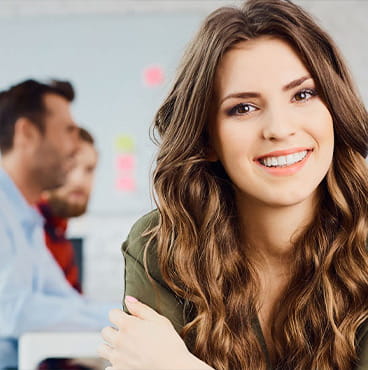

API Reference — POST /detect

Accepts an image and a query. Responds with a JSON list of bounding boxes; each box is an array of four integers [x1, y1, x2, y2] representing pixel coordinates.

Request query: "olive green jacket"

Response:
[[121, 210, 368, 369]]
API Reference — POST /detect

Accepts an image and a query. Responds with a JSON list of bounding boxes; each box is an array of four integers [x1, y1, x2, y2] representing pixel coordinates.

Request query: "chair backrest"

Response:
[[68, 237, 84, 289]]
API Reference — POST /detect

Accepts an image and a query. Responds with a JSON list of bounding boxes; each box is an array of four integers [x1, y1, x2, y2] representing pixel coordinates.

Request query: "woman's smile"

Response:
[[254, 147, 313, 176]]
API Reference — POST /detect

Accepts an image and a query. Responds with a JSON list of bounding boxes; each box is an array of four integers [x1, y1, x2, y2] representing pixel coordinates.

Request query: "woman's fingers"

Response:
[[97, 342, 113, 361], [101, 326, 118, 345], [124, 296, 165, 322], [99, 299, 200, 370], [108, 308, 133, 328], [108, 298, 165, 331]]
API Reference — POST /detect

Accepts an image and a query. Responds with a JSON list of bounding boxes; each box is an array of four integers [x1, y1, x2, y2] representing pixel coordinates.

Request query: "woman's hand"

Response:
[[98, 296, 213, 370]]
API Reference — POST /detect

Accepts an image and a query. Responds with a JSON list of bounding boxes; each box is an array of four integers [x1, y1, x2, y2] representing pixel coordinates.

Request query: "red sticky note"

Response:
[[116, 177, 136, 192], [116, 154, 135, 171], [143, 65, 164, 87]]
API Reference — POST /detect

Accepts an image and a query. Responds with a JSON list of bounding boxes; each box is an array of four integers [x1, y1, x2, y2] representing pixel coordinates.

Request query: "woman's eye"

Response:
[[228, 103, 257, 116], [293, 88, 317, 102]]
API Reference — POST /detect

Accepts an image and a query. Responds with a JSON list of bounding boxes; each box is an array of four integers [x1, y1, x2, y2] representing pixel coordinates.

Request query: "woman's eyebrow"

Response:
[[219, 75, 312, 106], [220, 91, 260, 105], [282, 75, 312, 91]]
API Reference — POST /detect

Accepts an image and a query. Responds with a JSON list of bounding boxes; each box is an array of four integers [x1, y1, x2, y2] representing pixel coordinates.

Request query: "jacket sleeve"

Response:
[[355, 320, 368, 369], [121, 210, 185, 333]]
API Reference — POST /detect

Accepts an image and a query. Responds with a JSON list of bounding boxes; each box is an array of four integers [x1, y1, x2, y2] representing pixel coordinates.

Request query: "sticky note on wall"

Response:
[[142, 65, 165, 87], [114, 135, 136, 193], [116, 154, 135, 171], [115, 135, 135, 152], [116, 176, 136, 192]]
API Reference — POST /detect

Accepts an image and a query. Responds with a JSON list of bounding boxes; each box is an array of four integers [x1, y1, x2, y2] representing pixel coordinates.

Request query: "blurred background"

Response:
[[1, 0, 366, 303]]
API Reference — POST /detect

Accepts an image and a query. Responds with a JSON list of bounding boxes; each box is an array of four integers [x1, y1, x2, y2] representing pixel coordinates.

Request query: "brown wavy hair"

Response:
[[148, 0, 368, 368]]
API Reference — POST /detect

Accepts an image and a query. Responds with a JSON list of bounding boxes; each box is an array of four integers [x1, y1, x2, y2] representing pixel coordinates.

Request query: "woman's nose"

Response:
[[261, 107, 297, 141]]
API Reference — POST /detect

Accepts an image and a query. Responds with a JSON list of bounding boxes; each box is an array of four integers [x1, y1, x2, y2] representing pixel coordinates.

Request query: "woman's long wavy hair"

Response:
[[148, 0, 368, 368]]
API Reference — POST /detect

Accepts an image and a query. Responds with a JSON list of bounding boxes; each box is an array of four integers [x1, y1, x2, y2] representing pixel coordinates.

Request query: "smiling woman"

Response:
[[99, 0, 368, 369], [211, 37, 334, 208]]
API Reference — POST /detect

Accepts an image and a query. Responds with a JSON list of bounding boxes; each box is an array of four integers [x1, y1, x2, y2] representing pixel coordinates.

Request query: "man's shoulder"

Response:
[[0, 181, 17, 231], [0, 180, 23, 260]]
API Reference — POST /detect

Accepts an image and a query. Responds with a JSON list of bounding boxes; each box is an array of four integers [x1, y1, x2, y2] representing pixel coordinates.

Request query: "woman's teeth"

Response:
[[259, 150, 308, 167]]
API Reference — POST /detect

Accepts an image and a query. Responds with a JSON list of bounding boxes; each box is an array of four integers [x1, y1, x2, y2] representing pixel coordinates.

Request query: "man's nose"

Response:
[[261, 107, 297, 141], [70, 129, 80, 155], [68, 168, 85, 186]]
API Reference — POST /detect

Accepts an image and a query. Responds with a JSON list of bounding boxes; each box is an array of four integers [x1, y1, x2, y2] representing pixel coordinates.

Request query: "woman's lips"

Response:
[[255, 147, 312, 161], [255, 148, 313, 176]]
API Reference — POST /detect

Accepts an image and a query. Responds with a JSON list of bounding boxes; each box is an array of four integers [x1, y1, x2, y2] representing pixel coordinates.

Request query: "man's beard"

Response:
[[47, 194, 88, 218], [31, 143, 70, 191]]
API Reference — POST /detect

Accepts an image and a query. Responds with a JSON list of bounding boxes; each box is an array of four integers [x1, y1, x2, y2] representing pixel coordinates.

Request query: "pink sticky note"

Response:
[[116, 154, 135, 171], [142, 65, 164, 87], [116, 177, 136, 192]]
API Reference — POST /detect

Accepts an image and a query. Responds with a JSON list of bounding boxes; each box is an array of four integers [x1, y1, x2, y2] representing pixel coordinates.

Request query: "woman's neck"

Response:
[[237, 193, 318, 272], [237, 193, 319, 362]]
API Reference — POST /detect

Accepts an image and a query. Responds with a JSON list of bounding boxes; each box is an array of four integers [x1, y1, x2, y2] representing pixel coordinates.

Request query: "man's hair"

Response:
[[0, 79, 75, 154], [78, 127, 95, 146]]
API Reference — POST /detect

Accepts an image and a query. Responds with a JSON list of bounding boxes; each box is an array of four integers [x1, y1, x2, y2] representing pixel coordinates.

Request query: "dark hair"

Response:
[[0, 79, 75, 154], [78, 127, 95, 146]]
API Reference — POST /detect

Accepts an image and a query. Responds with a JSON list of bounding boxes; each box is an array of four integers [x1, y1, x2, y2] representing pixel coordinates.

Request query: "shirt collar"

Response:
[[37, 200, 68, 232], [0, 168, 44, 227]]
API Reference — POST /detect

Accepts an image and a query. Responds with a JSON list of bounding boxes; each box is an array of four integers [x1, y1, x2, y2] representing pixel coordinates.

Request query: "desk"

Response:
[[18, 331, 101, 370]]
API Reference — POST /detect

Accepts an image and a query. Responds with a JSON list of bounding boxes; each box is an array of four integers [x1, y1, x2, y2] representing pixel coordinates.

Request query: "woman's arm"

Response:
[[99, 296, 214, 370]]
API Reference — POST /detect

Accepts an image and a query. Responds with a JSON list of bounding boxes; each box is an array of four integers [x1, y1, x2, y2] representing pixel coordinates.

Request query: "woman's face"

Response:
[[209, 37, 334, 208]]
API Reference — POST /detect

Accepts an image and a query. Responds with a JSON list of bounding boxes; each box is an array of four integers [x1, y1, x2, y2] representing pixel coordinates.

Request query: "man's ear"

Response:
[[13, 118, 41, 149]]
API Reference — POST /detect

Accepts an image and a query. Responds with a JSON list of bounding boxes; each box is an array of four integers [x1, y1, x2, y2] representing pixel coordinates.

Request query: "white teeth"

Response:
[[259, 150, 308, 167], [286, 153, 294, 163], [278, 156, 287, 166]]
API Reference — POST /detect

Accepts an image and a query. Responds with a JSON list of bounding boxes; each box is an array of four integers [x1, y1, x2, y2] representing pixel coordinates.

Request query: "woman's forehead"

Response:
[[215, 37, 310, 95]]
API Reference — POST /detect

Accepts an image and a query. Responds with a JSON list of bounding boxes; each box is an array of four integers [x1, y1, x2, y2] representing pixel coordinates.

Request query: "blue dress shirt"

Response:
[[0, 168, 114, 368]]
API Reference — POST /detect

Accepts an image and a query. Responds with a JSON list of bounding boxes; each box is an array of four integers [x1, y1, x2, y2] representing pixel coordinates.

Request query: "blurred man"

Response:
[[0, 79, 112, 370], [38, 127, 98, 293]]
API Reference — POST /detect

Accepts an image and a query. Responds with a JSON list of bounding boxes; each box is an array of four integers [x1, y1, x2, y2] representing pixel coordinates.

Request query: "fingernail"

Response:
[[126, 295, 138, 303]]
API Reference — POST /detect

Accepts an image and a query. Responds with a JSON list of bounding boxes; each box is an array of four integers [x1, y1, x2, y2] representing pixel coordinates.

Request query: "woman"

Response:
[[99, 0, 368, 368]]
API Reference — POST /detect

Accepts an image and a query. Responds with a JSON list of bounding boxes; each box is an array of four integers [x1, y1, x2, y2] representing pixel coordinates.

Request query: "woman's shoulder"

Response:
[[124, 209, 159, 242], [356, 319, 368, 369], [121, 209, 163, 282], [121, 209, 159, 258], [121, 210, 186, 332]]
